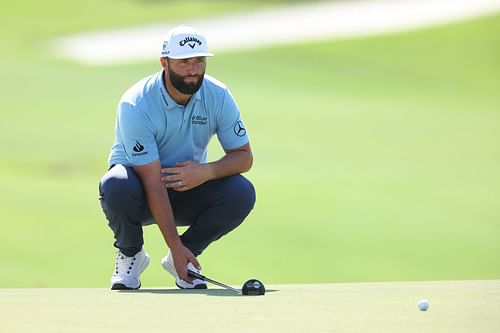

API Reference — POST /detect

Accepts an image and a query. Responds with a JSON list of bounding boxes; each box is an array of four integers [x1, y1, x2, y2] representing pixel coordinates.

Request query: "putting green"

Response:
[[1, 280, 499, 332]]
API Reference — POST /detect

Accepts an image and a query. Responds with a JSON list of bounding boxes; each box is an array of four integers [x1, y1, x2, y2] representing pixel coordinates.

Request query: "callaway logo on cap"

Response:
[[160, 25, 214, 59]]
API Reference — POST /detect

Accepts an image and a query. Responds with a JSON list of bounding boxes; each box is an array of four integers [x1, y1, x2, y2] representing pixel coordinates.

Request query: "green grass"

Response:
[[1, 281, 500, 333], [0, 1, 499, 287]]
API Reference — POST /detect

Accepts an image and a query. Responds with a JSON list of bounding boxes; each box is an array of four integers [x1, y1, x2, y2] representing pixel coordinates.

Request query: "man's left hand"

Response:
[[161, 161, 212, 191]]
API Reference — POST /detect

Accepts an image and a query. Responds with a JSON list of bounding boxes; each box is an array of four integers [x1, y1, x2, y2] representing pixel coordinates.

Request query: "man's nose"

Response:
[[185, 62, 199, 75]]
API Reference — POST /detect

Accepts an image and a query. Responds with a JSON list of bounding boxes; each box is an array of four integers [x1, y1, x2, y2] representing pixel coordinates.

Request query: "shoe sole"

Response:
[[175, 281, 208, 290], [111, 282, 141, 290]]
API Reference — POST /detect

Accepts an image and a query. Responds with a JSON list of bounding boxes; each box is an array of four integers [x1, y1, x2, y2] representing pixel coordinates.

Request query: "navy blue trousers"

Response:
[[99, 164, 256, 257]]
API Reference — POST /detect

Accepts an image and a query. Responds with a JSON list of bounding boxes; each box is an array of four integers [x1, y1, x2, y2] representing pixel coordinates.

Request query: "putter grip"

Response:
[[187, 269, 206, 280]]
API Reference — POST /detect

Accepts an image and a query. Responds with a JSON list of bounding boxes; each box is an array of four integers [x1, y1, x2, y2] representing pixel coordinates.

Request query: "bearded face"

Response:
[[167, 58, 205, 95]]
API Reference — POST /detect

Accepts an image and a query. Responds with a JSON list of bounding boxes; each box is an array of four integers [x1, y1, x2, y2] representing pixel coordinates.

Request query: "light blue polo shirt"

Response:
[[108, 70, 249, 167]]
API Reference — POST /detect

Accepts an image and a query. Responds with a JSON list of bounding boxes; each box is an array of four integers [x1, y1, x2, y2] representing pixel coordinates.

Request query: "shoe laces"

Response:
[[114, 252, 138, 276]]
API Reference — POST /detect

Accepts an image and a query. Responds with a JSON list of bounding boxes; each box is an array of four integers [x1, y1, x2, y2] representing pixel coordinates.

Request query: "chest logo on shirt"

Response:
[[192, 115, 208, 126], [234, 121, 246, 137]]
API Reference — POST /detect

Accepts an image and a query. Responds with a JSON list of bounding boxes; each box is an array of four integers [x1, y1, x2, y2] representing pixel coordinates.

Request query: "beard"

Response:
[[167, 63, 205, 95]]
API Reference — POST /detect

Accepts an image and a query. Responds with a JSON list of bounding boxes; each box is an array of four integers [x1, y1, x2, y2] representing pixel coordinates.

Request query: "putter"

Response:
[[187, 269, 266, 296], [187, 269, 241, 294]]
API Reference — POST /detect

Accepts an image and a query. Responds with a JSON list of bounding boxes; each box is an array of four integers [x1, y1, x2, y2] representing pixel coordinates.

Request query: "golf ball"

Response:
[[418, 299, 430, 311]]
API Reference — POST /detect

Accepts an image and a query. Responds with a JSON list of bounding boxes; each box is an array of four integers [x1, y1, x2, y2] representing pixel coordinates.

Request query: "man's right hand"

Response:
[[171, 244, 201, 283]]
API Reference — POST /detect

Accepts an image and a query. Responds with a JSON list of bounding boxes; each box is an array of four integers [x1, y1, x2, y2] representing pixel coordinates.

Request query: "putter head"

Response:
[[242, 279, 265, 296]]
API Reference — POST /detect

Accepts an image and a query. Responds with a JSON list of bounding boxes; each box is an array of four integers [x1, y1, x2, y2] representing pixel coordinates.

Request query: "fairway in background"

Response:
[[202, 14, 500, 285], [0, 1, 499, 287]]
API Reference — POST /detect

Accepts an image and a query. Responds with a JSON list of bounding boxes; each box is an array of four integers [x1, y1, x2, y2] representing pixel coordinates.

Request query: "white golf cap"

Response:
[[160, 25, 214, 59]]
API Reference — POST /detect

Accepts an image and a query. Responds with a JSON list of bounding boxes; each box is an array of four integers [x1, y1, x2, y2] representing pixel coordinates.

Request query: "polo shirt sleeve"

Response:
[[117, 101, 159, 166], [216, 88, 249, 150]]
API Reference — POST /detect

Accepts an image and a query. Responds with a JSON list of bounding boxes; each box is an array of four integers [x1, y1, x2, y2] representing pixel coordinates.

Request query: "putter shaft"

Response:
[[188, 269, 241, 294]]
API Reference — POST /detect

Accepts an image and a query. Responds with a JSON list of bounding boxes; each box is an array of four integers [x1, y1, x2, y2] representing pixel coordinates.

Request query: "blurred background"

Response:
[[0, 0, 499, 287]]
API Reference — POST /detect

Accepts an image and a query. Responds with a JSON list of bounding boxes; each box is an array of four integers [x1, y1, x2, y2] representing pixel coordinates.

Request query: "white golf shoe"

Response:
[[111, 248, 150, 290], [161, 251, 207, 289]]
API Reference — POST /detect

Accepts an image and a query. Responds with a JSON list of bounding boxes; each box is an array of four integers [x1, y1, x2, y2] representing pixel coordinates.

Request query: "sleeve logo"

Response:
[[233, 121, 246, 137], [133, 141, 145, 152], [131, 141, 148, 157]]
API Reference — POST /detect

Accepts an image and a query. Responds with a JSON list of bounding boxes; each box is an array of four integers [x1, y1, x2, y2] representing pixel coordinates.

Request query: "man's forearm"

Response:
[[133, 162, 183, 250], [144, 184, 183, 250], [205, 143, 253, 181]]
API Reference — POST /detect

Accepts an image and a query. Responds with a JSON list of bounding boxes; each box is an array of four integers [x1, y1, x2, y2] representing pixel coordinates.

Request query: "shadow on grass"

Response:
[[117, 288, 278, 297]]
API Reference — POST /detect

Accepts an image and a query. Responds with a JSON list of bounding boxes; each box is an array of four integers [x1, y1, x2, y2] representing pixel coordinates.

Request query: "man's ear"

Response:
[[160, 57, 168, 71]]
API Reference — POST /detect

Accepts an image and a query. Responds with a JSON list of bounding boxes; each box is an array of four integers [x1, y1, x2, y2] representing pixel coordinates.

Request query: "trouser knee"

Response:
[[225, 175, 256, 220], [99, 165, 146, 256], [179, 175, 256, 255], [99, 165, 145, 214]]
